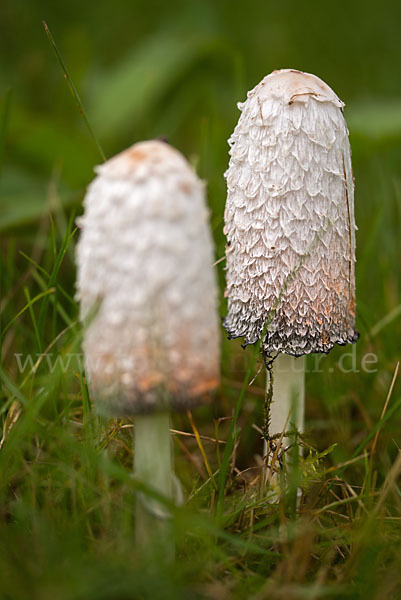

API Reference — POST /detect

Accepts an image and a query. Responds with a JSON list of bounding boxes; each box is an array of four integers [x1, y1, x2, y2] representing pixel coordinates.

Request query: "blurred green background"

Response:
[[2, 0, 400, 428], [1, 1, 401, 598], [3, 0, 401, 237]]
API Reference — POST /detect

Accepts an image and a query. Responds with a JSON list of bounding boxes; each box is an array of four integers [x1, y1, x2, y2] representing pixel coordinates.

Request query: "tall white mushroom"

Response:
[[223, 69, 358, 472], [76, 140, 220, 549]]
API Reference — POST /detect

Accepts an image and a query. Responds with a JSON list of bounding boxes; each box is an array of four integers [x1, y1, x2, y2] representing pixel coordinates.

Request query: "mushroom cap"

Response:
[[223, 69, 358, 356], [253, 69, 344, 108], [76, 140, 220, 414]]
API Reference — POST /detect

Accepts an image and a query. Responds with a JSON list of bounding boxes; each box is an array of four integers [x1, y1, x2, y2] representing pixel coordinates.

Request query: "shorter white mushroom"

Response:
[[76, 140, 220, 550], [223, 69, 358, 480]]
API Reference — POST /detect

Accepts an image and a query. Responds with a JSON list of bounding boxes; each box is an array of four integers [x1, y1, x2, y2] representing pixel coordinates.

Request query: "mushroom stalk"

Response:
[[263, 355, 305, 479], [76, 140, 220, 560], [223, 69, 358, 494], [134, 412, 174, 556]]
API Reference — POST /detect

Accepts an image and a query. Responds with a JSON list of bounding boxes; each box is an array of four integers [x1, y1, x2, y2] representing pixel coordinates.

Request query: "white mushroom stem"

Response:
[[264, 354, 305, 477], [134, 411, 174, 556]]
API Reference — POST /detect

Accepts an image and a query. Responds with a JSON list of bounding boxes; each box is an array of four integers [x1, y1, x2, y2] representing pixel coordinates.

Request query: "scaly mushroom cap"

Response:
[[223, 69, 358, 356], [76, 140, 220, 414]]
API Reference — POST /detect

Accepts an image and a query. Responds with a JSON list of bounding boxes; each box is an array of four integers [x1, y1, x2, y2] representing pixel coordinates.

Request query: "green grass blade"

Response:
[[216, 345, 260, 520], [23, 286, 42, 353], [0, 365, 28, 405], [37, 211, 77, 338], [42, 21, 106, 162], [1, 288, 56, 343]]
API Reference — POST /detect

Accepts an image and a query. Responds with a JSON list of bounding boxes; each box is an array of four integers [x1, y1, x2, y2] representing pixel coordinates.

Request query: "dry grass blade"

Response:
[[342, 478, 368, 515], [174, 434, 207, 480], [323, 453, 368, 475], [0, 401, 22, 449], [370, 361, 399, 458], [187, 410, 217, 488], [170, 428, 226, 445], [313, 493, 369, 516], [370, 303, 401, 337], [374, 450, 401, 516], [211, 255, 226, 267]]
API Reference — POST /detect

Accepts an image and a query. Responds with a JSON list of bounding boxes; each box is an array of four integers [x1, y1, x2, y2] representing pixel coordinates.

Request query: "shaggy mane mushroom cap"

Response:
[[76, 140, 220, 414], [224, 69, 358, 356]]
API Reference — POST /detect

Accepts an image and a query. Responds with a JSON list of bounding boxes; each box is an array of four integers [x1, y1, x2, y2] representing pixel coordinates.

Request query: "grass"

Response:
[[1, 1, 401, 598]]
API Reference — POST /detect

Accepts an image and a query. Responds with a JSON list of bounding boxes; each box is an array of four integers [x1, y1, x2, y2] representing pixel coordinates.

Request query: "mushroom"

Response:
[[223, 69, 358, 472], [76, 140, 220, 550]]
